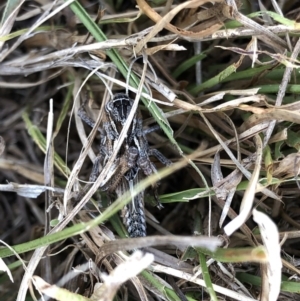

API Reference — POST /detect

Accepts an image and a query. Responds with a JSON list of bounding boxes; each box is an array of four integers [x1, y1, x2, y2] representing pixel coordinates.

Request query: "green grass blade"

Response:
[[22, 111, 70, 177], [172, 53, 207, 79], [237, 272, 300, 293], [189, 64, 238, 95], [198, 251, 218, 301]]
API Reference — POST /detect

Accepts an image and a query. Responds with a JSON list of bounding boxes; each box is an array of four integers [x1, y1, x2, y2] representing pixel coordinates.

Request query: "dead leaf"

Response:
[[273, 153, 300, 178], [135, 0, 223, 53]]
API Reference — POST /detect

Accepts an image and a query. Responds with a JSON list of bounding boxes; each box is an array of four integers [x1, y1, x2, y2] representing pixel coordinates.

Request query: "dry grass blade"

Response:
[[0, 183, 59, 198], [94, 251, 153, 300], [152, 263, 259, 301], [224, 135, 263, 236], [0, 1, 25, 50], [223, 6, 286, 52], [33, 251, 153, 301], [0, 0, 76, 62], [253, 209, 282, 301], [0, 136, 5, 156], [0, 257, 13, 283], [32, 276, 91, 301], [264, 37, 300, 146], [97, 235, 222, 260]]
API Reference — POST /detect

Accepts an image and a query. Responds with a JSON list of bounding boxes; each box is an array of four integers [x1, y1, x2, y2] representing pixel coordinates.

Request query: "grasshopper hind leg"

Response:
[[123, 194, 146, 237], [122, 168, 146, 237]]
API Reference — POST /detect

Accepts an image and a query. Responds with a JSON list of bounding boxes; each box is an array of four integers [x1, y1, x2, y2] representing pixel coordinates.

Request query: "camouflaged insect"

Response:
[[78, 93, 171, 237]]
